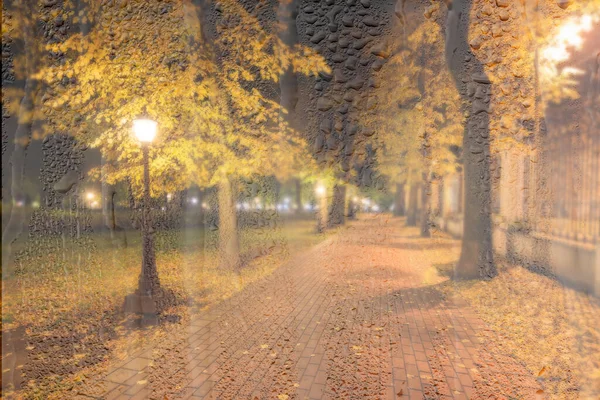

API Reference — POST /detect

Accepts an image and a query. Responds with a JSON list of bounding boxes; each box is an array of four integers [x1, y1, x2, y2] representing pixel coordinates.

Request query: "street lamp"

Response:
[[124, 118, 160, 319], [315, 184, 326, 197]]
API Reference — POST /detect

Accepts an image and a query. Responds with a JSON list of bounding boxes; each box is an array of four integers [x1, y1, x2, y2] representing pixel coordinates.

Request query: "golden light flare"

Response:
[[541, 14, 597, 71]]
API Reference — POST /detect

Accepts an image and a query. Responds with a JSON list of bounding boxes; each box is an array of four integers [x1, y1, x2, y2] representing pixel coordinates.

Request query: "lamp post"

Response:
[[124, 118, 160, 318]]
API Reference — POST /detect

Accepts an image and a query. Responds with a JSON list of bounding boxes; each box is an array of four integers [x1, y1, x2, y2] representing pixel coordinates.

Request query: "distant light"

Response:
[[353, 196, 358, 202], [243, 202, 250, 210], [133, 119, 157, 143], [201, 202, 209, 209], [303, 204, 312, 211], [161, 206, 166, 211], [32, 201, 40, 208], [166, 193, 173, 201], [372, 205, 380, 212], [284, 197, 290, 204], [91, 201, 99, 208], [236, 202, 242, 210], [86, 192, 95, 200], [190, 197, 198, 205]]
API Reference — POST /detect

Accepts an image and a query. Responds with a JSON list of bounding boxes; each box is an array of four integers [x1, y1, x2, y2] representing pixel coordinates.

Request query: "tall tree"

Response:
[[444, 0, 495, 278], [369, 4, 461, 234], [1, 0, 57, 276], [439, 0, 597, 277], [37, 0, 328, 271]]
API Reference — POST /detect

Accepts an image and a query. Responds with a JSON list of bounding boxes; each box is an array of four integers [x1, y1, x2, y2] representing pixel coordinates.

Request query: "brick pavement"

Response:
[[99, 216, 542, 399]]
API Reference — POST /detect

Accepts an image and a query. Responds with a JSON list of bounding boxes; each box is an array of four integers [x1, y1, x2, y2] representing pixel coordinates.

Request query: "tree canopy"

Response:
[[34, 0, 328, 197]]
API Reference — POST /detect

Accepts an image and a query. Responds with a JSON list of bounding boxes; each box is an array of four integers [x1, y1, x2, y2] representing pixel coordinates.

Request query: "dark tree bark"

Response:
[[1, 81, 36, 277], [393, 183, 406, 216], [329, 184, 346, 226], [218, 176, 240, 269], [444, 0, 495, 279], [406, 182, 419, 226], [101, 157, 117, 233], [347, 197, 357, 220], [294, 178, 302, 214], [1, 7, 39, 278]]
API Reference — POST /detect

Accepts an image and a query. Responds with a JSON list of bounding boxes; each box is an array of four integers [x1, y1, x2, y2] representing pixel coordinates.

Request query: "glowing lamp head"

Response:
[[86, 192, 95, 200], [133, 119, 157, 143], [315, 184, 326, 197]]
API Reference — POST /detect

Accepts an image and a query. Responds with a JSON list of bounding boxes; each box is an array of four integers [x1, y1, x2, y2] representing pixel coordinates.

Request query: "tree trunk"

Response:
[[406, 182, 419, 226], [329, 184, 346, 226], [420, 173, 431, 237], [347, 196, 356, 220], [445, 0, 495, 279], [1, 79, 37, 277], [393, 183, 406, 216], [294, 178, 302, 214], [101, 159, 117, 235], [218, 176, 240, 269]]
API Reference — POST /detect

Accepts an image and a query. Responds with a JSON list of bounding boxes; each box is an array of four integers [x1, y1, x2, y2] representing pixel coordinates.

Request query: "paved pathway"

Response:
[[100, 216, 541, 399]]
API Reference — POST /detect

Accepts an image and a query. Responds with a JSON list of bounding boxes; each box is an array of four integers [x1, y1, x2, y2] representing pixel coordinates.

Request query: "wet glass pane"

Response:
[[2, 0, 599, 399]]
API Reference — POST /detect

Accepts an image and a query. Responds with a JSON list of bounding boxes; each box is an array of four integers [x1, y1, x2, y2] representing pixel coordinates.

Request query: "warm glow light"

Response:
[[315, 184, 326, 197], [87, 192, 95, 200], [541, 14, 598, 66], [133, 119, 157, 143]]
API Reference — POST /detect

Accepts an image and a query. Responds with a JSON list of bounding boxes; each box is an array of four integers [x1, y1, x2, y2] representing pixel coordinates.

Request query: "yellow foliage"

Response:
[[367, 4, 462, 185], [35, 0, 328, 197]]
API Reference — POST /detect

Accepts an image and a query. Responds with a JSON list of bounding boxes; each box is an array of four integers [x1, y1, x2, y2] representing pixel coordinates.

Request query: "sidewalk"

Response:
[[97, 215, 541, 400]]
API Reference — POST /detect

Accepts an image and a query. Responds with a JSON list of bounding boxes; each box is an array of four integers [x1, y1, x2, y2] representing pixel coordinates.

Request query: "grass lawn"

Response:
[[1, 216, 330, 399]]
